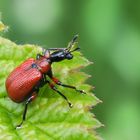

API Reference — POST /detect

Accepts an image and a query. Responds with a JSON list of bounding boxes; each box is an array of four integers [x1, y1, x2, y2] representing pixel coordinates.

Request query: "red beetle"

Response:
[[5, 35, 85, 128]]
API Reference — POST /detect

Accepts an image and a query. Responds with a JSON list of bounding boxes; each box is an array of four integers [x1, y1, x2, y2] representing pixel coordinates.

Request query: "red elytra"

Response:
[[6, 58, 50, 103]]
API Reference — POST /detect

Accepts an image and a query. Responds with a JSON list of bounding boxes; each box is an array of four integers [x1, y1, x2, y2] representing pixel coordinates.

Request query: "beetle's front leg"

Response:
[[40, 74, 72, 108], [48, 82, 72, 108], [47, 70, 86, 94], [52, 77, 86, 94], [16, 92, 37, 129]]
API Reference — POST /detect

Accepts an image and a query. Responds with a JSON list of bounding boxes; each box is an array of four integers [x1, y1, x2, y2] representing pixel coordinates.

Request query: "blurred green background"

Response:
[[0, 0, 140, 140]]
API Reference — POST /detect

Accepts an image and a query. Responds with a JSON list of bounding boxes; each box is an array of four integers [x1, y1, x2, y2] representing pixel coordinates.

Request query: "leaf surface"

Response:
[[0, 36, 101, 140]]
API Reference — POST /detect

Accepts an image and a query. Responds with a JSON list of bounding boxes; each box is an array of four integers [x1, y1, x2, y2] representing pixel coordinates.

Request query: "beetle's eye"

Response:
[[66, 53, 73, 60]]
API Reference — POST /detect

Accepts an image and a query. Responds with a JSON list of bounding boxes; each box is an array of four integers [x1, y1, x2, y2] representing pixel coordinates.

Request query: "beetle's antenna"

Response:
[[70, 47, 80, 53], [44, 35, 79, 53], [66, 34, 79, 52], [72, 34, 79, 43], [47, 48, 65, 51]]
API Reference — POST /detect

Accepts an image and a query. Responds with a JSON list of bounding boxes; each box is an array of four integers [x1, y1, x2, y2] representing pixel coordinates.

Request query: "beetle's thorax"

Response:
[[36, 57, 51, 74]]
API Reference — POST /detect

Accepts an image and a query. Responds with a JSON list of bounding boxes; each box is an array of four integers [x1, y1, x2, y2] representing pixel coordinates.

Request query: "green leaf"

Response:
[[0, 35, 101, 140]]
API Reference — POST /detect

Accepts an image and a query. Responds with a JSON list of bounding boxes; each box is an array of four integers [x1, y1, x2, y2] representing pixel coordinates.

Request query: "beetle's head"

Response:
[[50, 35, 79, 63]]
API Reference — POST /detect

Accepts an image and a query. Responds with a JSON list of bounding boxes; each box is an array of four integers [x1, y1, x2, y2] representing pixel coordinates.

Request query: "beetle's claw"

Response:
[[16, 122, 23, 129], [16, 125, 22, 129], [81, 90, 86, 94], [77, 89, 86, 94], [68, 102, 73, 108]]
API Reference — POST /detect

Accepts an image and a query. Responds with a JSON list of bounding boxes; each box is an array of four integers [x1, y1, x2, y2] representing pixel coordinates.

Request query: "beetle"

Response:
[[5, 35, 86, 129]]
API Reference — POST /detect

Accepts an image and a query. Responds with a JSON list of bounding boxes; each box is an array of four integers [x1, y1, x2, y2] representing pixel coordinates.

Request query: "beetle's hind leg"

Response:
[[16, 92, 37, 129], [48, 82, 73, 108]]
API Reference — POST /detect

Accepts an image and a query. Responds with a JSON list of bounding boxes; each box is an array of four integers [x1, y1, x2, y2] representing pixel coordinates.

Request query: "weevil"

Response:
[[5, 35, 85, 128]]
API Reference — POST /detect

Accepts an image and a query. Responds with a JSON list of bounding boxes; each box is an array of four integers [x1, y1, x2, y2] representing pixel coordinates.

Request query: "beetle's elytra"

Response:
[[5, 35, 86, 129]]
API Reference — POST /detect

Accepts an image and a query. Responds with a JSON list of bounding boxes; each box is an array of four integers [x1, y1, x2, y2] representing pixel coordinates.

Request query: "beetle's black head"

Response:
[[50, 35, 79, 63]]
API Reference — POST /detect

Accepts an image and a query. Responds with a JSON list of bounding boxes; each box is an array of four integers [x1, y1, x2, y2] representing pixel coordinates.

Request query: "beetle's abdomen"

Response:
[[6, 58, 42, 103]]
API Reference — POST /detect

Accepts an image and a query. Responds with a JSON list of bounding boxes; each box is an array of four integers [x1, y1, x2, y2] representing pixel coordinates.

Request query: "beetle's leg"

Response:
[[47, 70, 86, 94], [53, 77, 86, 94], [45, 35, 78, 51], [16, 92, 37, 129], [48, 82, 72, 108], [43, 73, 72, 107], [37, 74, 63, 107]]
